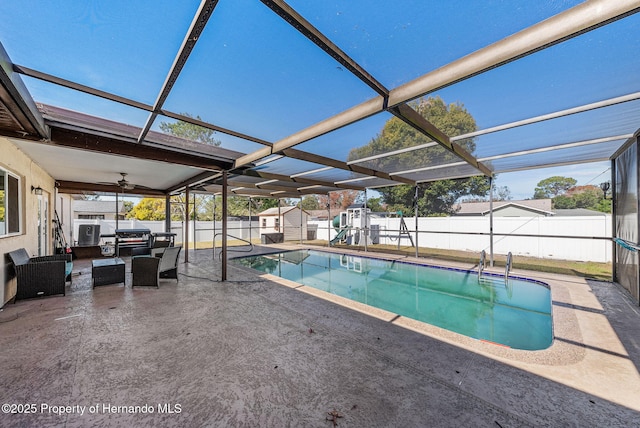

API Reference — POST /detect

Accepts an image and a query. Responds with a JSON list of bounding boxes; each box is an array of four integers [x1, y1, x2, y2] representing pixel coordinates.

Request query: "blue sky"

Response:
[[0, 1, 635, 200]]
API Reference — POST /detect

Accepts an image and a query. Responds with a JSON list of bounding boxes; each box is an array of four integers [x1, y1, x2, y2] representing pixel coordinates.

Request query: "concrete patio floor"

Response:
[[0, 244, 639, 427]]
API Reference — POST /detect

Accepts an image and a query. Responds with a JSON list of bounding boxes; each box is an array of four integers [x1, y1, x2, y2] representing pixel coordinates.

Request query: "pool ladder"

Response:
[[478, 250, 513, 284], [477, 250, 486, 282], [505, 252, 513, 282]]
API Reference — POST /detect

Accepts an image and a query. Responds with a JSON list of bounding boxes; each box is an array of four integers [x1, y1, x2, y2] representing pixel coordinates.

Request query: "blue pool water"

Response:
[[233, 250, 553, 350]]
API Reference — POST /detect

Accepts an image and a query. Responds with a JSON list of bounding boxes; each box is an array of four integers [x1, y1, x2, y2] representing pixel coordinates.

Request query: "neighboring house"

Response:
[[454, 199, 607, 217], [258, 206, 309, 242], [73, 199, 126, 220], [454, 199, 554, 217]]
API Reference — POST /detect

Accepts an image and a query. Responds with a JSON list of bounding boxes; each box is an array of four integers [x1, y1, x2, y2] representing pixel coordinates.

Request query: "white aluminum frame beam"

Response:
[[347, 91, 640, 166], [235, 0, 640, 170]]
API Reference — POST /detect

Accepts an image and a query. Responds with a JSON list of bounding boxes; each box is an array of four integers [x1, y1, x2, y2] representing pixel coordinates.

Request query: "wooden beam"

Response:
[[56, 180, 166, 196], [50, 126, 233, 170]]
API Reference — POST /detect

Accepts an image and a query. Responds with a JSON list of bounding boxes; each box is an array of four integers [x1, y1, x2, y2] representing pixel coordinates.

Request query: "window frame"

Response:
[[0, 167, 22, 237]]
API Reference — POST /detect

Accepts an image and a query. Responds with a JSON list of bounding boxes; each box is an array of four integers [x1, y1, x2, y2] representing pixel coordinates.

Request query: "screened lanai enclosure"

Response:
[[1, 1, 640, 302]]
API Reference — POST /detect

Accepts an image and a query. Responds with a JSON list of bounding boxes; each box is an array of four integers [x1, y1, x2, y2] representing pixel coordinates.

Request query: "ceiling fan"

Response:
[[116, 172, 136, 190], [97, 172, 154, 194], [117, 172, 136, 190]]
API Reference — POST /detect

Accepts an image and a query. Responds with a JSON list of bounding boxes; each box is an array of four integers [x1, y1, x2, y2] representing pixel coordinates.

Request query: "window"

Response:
[[78, 214, 105, 219], [262, 218, 266, 227], [0, 167, 21, 236], [274, 218, 280, 231]]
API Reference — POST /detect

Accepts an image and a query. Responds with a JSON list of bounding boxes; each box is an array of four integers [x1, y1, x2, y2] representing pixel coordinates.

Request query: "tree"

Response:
[[298, 195, 320, 211], [317, 190, 359, 211], [494, 185, 512, 201], [128, 197, 166, 220], [199, 195, 281, 220], [159, 113, 221, 146], [364, 196, 385, 212], [552, 195, 576, 209], [533, 176, 577, 199], [347, 96, 489, 215], [122, 200, 134, 218], [551, 185, 611, 213]]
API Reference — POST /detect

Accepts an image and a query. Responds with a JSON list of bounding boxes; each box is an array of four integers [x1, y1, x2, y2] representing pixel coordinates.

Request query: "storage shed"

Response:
[[258, 206, 309, 243]]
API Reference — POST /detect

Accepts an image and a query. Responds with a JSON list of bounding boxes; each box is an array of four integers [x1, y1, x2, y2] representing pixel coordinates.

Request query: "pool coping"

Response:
[[230, 244, 640, 411]]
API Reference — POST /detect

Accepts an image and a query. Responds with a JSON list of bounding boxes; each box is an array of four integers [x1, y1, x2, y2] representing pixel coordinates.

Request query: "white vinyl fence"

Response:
[[75, 215, 612, 262], [310, 215, 612, 263], [73, 219, 259, 247]]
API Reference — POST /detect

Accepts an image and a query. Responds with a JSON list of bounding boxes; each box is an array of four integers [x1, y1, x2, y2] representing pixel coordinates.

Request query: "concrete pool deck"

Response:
[[0, 244, 638, 427]]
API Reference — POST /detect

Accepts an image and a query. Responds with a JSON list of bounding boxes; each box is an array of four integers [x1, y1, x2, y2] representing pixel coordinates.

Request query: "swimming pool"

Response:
[[233, 250, 553, 350]]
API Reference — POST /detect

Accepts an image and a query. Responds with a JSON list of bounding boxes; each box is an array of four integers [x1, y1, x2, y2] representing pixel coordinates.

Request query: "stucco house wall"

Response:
[[1, 136, 57, 306]]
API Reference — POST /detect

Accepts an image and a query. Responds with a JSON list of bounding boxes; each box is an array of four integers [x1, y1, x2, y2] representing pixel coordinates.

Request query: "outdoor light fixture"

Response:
[[600, 181, 611, 199], [31, 185, 43, 195]]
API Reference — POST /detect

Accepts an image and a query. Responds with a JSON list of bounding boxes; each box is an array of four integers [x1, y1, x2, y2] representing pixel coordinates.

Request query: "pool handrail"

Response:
[[505, 251, 513, 282], [478, 250, 486, 281], [213, 232, 254, 259]]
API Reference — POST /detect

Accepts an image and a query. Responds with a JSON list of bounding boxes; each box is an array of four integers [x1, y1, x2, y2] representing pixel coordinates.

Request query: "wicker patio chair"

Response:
[[7, 248, 72, 300], [131, 246, 182, 288]]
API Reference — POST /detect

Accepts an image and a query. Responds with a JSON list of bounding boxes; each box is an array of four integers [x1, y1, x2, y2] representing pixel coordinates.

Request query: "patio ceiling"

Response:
[[0, 0, 639, 198]]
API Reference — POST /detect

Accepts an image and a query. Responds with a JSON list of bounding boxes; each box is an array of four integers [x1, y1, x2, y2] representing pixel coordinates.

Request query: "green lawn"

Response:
[[305, 241, 612, 281]]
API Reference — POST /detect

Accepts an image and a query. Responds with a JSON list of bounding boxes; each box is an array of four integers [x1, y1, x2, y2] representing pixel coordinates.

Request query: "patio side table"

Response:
[[92, 258, 126, 287]]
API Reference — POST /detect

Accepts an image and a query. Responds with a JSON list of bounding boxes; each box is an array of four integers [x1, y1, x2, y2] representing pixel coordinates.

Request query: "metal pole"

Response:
[[222, 171, 228, 281], [414, 185, 419, 258], [185, 187, 190, 263], [611, 159, 617, 283], [213, 195, 216, 255], [489, 176, 494, 267], [364, 189, 368, 252], [248, 197, 252, 244], [327, 192, 331, 247], [300, 197, 303, 244], [115, 192, 119, 231], [192, 193, 197, 252], [165, 194, 171, 233], [278, 199, 282, 239]]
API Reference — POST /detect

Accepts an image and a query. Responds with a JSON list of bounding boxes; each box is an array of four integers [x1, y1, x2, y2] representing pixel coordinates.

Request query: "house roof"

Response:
[[74, 200, 125, 214], [455, 199, 553, 216]]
